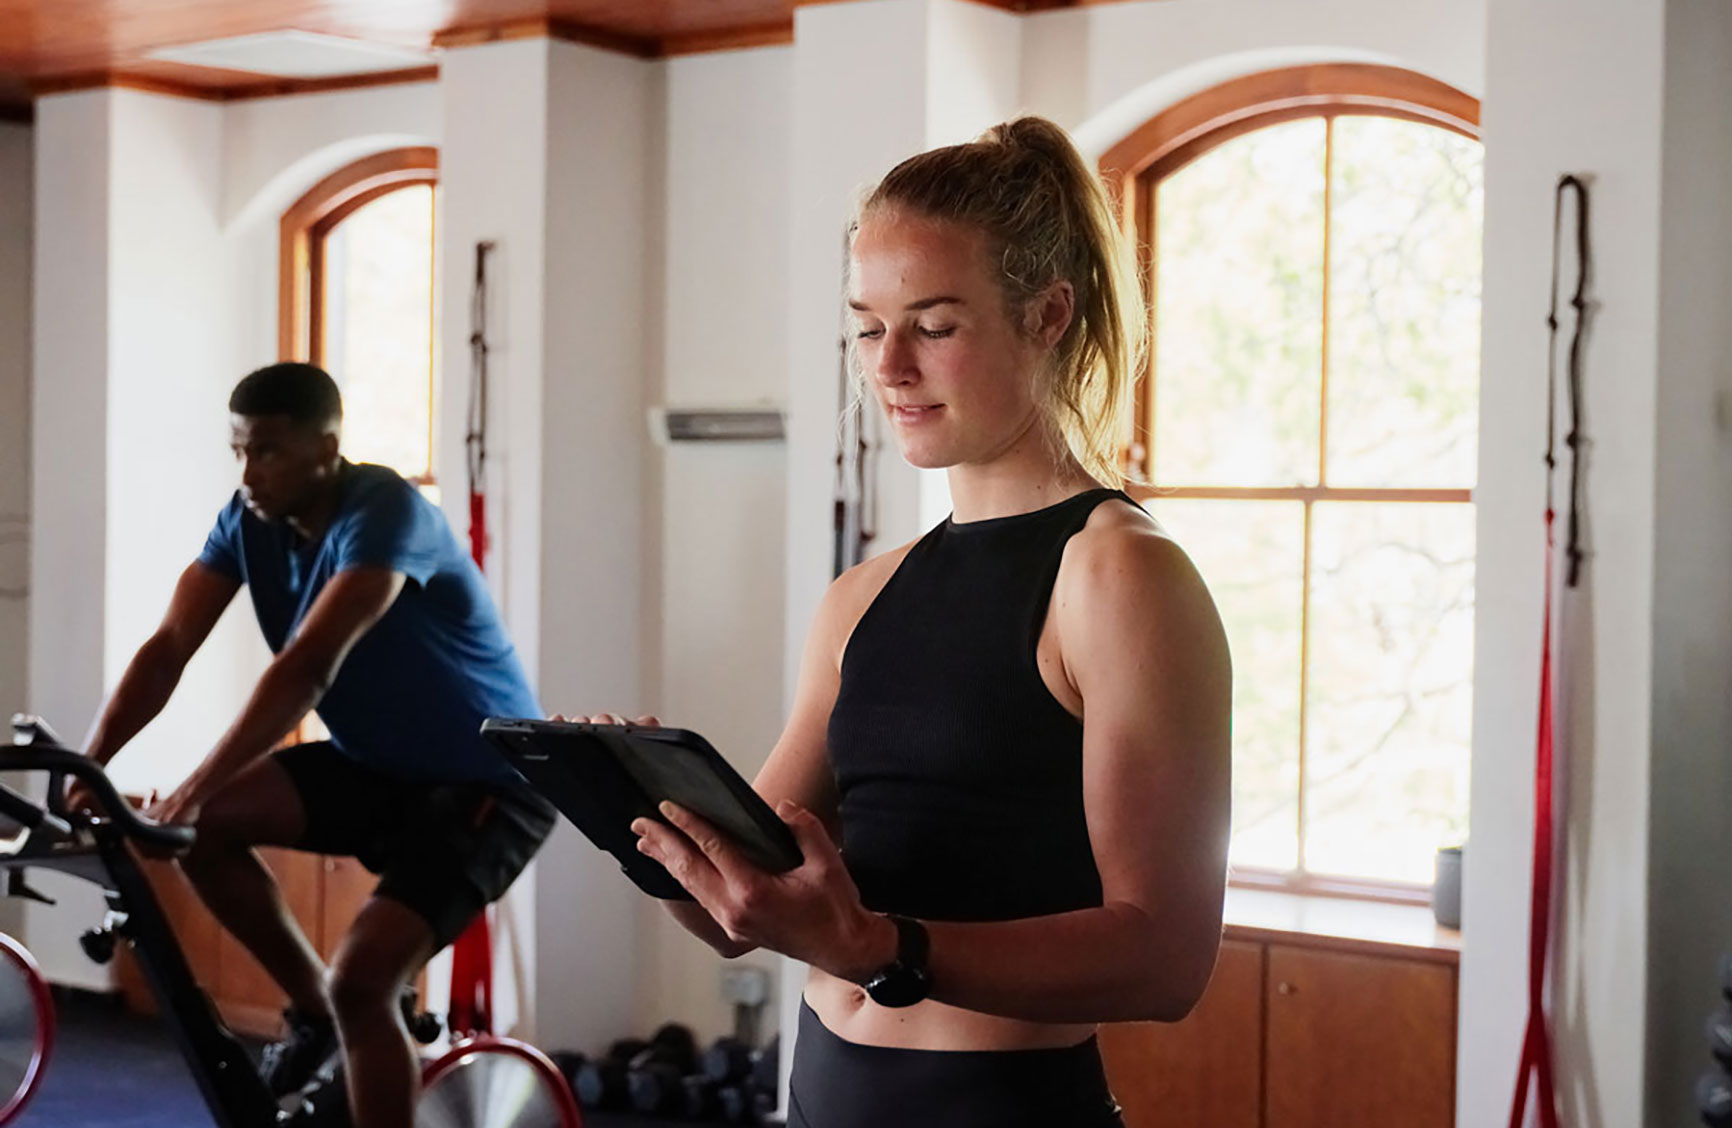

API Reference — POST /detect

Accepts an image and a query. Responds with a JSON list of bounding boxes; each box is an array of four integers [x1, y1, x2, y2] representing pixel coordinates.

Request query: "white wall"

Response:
[[1023, 0, 1485, 148], [1647, 1, 1732, 1121], [223, 82, 441, 228], [645, 44, 793, 1042], [0, 122, 32, 942], [1468, 1, 1666, 1125]]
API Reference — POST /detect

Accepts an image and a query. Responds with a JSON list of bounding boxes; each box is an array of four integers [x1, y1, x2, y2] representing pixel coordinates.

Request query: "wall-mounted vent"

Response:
[[649, 407, 786, 444], [144, 31, 433, 78]]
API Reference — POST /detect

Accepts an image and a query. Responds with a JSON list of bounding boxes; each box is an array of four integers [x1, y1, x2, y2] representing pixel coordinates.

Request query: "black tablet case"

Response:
[[481, 719, 801, 901]]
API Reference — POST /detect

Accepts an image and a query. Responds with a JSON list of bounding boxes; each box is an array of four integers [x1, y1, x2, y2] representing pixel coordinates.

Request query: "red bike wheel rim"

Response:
[[422, 1034, 582, 1128], [0, 932, 53, 1127]]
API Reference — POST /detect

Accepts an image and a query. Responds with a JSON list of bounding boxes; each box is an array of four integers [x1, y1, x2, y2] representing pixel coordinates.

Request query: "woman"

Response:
[[595, 116, 1231, 1127]]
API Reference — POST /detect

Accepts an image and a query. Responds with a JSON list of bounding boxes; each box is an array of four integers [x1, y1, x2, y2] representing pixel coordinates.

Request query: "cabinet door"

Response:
[[1265, 946, 1455, 1128], [116, 855, 224, 1015], [1099, 939, 1263, 1128], [214, 847, 324, 1035]]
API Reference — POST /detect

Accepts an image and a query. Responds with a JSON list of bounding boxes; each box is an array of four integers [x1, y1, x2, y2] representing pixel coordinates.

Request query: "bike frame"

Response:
[[0, 726, 280, 1128]]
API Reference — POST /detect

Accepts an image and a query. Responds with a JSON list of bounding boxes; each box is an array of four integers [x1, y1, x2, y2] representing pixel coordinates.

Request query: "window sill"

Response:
[[1222, 886, 1462, 965]]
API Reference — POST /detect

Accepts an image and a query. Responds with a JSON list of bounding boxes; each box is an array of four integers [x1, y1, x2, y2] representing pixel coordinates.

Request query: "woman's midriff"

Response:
[[804, 967, 1096, 1051]]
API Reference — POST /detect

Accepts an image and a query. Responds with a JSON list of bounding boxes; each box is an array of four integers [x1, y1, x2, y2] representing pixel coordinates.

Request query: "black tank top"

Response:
[[826, 488, 1134, 923]]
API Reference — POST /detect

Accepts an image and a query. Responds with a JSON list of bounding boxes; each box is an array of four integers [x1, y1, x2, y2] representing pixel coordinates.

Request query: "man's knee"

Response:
[[328, 901, 434, 1028], [328, 958, 400, 1026]]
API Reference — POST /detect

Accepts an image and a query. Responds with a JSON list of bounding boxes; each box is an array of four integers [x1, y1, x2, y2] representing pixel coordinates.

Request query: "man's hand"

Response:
[[146, 784, 201, 829], [63, 776, 105, 817]]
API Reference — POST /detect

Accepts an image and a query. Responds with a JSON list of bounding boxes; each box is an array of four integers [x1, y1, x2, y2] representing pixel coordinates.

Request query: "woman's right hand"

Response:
[[549, 712, 662, 728]]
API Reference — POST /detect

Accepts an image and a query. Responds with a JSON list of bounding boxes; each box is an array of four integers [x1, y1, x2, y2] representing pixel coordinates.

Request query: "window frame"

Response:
[[1101, 65, 1482, 906], [278, 146, 440, 485]]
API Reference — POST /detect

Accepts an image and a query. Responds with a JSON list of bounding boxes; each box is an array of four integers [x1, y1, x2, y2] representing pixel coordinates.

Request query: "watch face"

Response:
[[865, 964, 932, 1009]]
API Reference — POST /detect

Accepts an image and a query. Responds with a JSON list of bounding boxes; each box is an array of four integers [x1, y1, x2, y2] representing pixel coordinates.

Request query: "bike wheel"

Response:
[[0, 933, 52, 1126], [418, 1036, 581, 1128]]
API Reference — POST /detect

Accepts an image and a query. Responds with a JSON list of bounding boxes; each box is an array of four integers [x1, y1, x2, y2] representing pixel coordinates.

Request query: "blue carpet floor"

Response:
[[15, 989, 217, 1127], [8, 991, 761, 1127]]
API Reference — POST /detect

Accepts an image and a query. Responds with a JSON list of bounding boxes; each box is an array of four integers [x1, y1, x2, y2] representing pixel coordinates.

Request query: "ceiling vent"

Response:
[[143, 30, 433, 78]]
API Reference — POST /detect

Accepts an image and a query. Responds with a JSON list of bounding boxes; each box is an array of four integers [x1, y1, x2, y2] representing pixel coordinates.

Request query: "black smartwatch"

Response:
[[862, 914, 932, 1008]]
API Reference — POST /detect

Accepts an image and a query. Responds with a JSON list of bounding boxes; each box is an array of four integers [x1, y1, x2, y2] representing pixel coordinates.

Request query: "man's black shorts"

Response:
[[275, 742, 556, 950]]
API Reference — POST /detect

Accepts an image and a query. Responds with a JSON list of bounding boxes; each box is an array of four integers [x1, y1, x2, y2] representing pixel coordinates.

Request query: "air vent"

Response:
[[649, 407, 786, 444], [144, 31, 433, 79]]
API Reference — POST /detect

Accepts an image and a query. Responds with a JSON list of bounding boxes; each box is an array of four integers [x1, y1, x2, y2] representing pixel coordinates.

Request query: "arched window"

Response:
[[280, 147, 440, 486], [1103, 66, 1483, 901]]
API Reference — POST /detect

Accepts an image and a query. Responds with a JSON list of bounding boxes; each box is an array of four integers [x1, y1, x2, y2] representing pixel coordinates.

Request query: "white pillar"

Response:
[[777, 0, 1023, 1105], [438, 37, 655, 1054], [26, 88, 233, 987], [1466, 0, 1674, 1123]]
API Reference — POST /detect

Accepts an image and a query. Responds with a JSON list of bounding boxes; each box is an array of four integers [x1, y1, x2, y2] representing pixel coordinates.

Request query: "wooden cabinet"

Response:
[[1100, 940, 1263, 1128], [1101, 935, 1456, 1128], [118, 847, 380, 1039], [1266, 946, 1455, 1128]]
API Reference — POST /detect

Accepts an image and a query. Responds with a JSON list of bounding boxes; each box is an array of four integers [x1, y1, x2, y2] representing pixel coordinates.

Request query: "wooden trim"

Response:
[[1129, 485, 1473, 504], [30, 66, 436, 105], [1224, 922, 1460, 967], [661, 22, 796, 56], [220, 66, 439, 103], [434, 16, 658, 58], [279, 147, 439, 363], [30, 70, 225, 102], [1098, 64, 1480, 190]]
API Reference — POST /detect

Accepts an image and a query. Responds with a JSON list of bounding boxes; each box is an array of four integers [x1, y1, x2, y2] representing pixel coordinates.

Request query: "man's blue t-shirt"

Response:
[[197, 462, 539, 786]]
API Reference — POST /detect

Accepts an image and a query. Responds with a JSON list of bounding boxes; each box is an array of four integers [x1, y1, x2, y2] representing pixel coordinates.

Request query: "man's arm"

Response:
[[85, 562, 240, 767], [161, 567, 406, 818]]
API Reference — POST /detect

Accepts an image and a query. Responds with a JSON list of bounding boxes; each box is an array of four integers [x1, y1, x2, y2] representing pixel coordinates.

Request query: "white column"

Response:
[[0, 120, 33, 944], [1465, 1, 1665, 1124], [777, 0, 1023, 1104], [1645, 0, 1732, 1120], [438, 37, 655, 1054]]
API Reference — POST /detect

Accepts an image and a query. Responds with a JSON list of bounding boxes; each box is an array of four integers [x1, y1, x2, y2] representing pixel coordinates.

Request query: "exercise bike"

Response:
[[0, 714, 581, 1128]]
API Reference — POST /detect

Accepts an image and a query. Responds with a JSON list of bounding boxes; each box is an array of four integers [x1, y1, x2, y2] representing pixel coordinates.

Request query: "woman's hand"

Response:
[[632, 799, 895, 982]]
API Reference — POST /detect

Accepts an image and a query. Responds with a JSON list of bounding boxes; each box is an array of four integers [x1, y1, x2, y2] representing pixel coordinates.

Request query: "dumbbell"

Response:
[[703, 1036, 753, 1084], [681, 1072, 723, 1120], [752, 1035, 779, 1095], [575, 1037, 649, 1110], [1709, 1002, 1732, 1070], [1698, 1065, 1732, 1128], [626, 1023, 700, 1115]]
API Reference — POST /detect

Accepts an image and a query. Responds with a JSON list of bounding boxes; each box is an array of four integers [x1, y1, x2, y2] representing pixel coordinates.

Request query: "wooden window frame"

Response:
[[278, 146, 440, 485], [1100, 66, 1482, 907]]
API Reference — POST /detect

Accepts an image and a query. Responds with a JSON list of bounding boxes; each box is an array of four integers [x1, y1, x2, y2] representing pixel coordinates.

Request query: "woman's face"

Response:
[[848, 211, 1054, 471]]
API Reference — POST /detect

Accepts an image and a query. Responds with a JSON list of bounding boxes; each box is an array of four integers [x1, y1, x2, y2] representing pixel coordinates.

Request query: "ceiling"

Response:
[[0, 0, 1076, 115]]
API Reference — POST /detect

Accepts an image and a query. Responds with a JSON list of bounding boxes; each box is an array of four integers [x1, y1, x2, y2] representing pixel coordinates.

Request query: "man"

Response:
[[78, 362, 552, 1128]]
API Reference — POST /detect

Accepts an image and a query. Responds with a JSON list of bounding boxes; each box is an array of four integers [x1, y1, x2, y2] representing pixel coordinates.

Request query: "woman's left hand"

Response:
[[632, 800, 894, 981]]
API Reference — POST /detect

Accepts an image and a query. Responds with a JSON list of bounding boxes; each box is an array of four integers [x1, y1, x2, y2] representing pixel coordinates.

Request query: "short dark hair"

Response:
[[228, 362, 343, 429]]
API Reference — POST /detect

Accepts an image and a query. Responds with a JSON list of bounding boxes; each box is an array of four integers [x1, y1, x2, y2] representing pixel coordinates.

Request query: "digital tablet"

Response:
[[481, 718, 802, 901]]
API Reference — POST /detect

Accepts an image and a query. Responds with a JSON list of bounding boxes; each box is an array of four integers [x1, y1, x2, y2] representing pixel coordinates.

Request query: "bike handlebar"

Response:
[[6, 714, 197, 853]]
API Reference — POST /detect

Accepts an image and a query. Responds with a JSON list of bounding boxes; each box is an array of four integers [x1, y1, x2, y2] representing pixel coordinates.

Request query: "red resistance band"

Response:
[[448, 489, 494, 1038], [1507, 511, 1559, 1128]]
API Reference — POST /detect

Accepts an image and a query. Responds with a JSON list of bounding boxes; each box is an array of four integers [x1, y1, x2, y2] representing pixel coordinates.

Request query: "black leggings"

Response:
[[787, 1002, 1123, 1128]]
